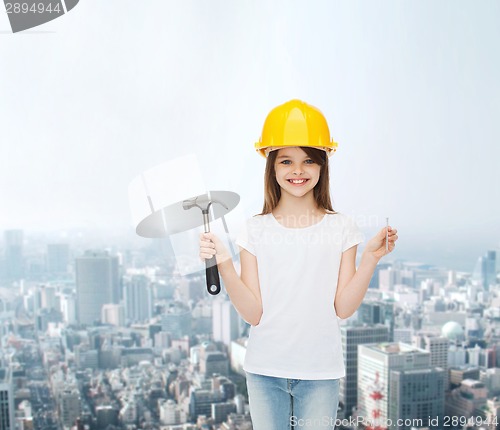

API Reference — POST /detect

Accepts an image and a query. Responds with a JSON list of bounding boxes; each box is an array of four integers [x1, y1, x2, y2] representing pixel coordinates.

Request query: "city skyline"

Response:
[[0, 2, 499, 270], [1, 238, 498, 429]]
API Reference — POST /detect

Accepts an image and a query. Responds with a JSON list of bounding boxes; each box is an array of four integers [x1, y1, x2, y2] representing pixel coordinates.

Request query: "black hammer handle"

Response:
[[206, 256, 221, 295]]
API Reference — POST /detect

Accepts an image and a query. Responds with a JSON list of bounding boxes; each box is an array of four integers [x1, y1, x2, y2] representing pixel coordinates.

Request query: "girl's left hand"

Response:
[[363, 226, 398, 261]]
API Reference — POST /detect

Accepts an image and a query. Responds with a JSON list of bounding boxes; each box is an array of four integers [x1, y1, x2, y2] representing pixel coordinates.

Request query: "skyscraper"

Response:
[[3, 229, 23, 281], [123, 275, 153, 323], [59, 389, 81, 428], [75, 251, 119, 325], [473, 250, 497, 290], [340, 324, 390, 417], [0, 368, 14, 430], [358, 342, 445, 429]]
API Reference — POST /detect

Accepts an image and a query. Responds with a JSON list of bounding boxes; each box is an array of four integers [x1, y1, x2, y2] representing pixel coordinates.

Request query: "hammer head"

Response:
[[182, 194, 228, 212], [182, 194, 212, 211]]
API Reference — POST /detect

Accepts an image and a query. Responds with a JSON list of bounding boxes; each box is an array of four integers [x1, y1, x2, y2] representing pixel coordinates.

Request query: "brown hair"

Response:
[[256, 147, 336, 215]]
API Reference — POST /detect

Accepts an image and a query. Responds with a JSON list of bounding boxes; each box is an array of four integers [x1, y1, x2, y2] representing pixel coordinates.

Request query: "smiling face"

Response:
[[273, 146, 321, 198]]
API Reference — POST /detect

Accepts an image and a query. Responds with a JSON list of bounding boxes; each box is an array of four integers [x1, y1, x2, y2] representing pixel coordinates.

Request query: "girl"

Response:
[[199, 99, 398, 430]]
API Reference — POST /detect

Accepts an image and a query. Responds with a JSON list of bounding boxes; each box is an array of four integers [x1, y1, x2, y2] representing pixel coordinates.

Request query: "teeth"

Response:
[[289, 179, 306, 184]]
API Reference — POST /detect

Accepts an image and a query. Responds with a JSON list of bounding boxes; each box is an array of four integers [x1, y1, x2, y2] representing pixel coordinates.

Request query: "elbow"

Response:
[[336, 309, 354, 320], [334, 303, 355, 320], [249, 310, 263, 326]]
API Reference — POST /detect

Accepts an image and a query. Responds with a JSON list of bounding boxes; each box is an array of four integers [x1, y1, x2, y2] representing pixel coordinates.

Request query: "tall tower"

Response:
[[75, 250, 119, 325], [123, 275, 153, 323], [485, 250, 497, 289], [0, 368, 14, 430], [3, 230, 23, 281], [340, 324, 389, 417], [473, 250, 497, 290]]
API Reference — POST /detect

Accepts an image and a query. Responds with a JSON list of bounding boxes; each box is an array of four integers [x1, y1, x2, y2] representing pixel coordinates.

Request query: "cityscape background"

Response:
[[0, 226, 499, 430], [1, 1, 500, 430]]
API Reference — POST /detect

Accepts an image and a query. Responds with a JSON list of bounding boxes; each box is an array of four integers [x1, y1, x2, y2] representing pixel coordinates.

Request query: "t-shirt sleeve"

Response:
[[342, 215, 364, 252], [235, 219, 256, 256]]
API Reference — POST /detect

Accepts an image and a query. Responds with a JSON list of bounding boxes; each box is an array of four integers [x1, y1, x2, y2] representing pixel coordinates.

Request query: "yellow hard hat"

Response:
[[255, 99, 338, 158]]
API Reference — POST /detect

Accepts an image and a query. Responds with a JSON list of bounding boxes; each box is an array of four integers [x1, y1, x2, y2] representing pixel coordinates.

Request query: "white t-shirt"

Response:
[[235, 212, 364, 380]]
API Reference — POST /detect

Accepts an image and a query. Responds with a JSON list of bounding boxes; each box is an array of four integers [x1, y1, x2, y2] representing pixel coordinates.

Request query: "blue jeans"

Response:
[[245, 371, 340, 430]]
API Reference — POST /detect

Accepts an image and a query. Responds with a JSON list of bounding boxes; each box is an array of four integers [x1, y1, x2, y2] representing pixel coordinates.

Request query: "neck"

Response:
[[273, 193, 323, 217]]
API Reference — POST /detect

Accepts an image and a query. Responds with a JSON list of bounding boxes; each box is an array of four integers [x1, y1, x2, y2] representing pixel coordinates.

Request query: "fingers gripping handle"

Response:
[[206, 256, 221, 295]]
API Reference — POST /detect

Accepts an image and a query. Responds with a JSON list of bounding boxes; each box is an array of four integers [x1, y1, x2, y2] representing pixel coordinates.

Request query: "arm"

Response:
[[334, 247, 378, 319], [200, 233, 263, 326], [334, 226, 399, 319]]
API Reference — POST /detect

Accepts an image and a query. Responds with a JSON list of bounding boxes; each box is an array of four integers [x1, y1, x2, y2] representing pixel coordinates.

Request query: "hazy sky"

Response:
[[1, 1, 499, 271]]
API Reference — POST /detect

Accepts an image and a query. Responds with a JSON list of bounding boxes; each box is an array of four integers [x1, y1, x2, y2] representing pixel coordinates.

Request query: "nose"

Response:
[[293, 166, 304, 175]]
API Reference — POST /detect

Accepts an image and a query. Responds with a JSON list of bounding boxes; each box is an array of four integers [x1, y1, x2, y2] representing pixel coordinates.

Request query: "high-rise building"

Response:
[[3, 229, 23, 281], [340, 324, 389, 417], [473, 250, 497, 290], [212, 298, 240, 347], [358, 342, 445, 429], [0, 368, 14, 430], [123, 275, 153, 323], [59, 389, 81, 428], [390, 368, 445, 428], [60, 294, 76, 325], [358, 301, 394, 341], [413, 333, 450, 388], [75, 251, 119, 325]]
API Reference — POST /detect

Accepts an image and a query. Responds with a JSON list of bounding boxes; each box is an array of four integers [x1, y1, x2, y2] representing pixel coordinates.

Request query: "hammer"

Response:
[[183, 194, 228, 295]]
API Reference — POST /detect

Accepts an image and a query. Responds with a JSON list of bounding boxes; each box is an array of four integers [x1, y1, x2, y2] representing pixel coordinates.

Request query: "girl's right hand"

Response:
[[199, 232, 230, 265]]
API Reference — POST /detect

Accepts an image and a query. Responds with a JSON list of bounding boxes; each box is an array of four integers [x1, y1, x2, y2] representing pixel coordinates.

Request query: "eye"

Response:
[[280, 160, 291, 165], [305, 159, 315, 164]]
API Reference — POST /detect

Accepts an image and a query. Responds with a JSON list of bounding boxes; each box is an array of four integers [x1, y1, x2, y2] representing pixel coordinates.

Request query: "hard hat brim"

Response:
[[255, 144, 338, 158]]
